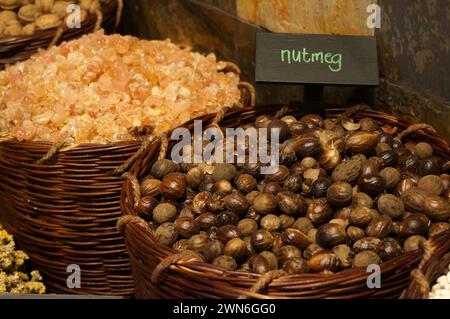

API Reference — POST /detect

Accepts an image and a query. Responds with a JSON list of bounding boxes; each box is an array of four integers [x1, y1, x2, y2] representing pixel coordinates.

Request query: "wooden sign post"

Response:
[[255, 32, 379, 114]]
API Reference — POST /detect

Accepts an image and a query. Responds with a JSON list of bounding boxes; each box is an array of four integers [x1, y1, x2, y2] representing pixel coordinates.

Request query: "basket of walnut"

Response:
[[119, 105, 450, 299], [0, 32, 254, 295], [0, 0, 122, 69]]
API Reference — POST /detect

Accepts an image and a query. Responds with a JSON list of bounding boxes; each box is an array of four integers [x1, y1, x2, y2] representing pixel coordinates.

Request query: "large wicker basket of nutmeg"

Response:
[[0, 0, 122, 68], [119, 105, 450, 299]]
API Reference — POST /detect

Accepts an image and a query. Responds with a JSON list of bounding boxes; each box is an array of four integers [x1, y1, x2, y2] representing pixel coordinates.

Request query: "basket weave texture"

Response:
[[120, 106, 450, 299], [0, 0, 120, 69]]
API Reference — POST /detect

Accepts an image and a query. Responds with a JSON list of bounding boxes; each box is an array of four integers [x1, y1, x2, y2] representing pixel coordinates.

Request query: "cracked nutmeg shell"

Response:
[[331, 154, 366, 185]]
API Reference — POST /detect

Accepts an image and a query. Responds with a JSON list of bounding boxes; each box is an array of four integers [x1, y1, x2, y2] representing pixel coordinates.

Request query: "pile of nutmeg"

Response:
[[136, 113, 450, 275]]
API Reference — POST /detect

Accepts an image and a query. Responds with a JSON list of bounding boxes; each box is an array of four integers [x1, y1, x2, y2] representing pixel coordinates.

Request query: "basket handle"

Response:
[[151, 250, 204, 285], [395, 123, 436, 141], [274, 106, 291, 119], [34, 138, 73, 164], [122, 172, 141, 209], [116, 214, 148, 234], [238, 81, 256, 107], [238, 269, 287, 299], [114, 131, 166, 175]]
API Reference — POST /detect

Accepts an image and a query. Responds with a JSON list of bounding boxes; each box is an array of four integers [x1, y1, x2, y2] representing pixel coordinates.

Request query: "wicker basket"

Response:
[[0, 0, 122, 69], [0, 75, 254, 295], [119, 105, 450, 299], [401, 230, 450, 299]]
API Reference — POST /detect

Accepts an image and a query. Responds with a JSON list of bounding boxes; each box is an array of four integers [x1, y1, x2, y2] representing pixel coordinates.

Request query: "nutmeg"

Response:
[[251, 229, 274, 252], [400, 187, 428, 213], [216, 211, 240, 226], [365, 215, 393, 239], [153, 202, 178, 224], [276, 245, 302, 263], [211, 179, 233, 194], [212, 255, 237, 271], [265, 165, 290, 183], [237, 218, 258, 236], [403, 235, 426, 252], [306, 198, 334, 224], [417, 175, 444, 196], [318, 147, 341, 173], [345, 131, 378, 154], [155, 222, 178, 246], [235, 174, 257, 194], [203, 240, 224, 262], [284, 228, 311, 250], [423, 195, 450, 221], [140, 177, 161, 197], [292, 217, 314, 234], [303, 243, 325, 259], [331, 154, 365, 185], [150, 159, 179, 179], [174, 217, 200, 238], [289, 136, 322, 158], [138, 196, 159, 220], [378, 238, 403, 261], [352, 192, 373, 208], [192, 191, 211, 214], [353, 237, 381, 253], [352, 251, 381, 268], [249, 255, 270, 274], [224, 238, 249, 263], [428, 222, 450, 237], [308, 251, 340, 272], [283, 257, 309, 274], [253, 193, 277, 215], [223, 192, 249, 215], [188, 233, 209, 253], [279, 214, 296, 229], [400, 213, 429, 237], [216, 225, 242, 244], [357, 174, 386, 198], [332, 244, 353, 268], [195, 212, 216, 230], [349, 205, 373, 227], [212, 163, 237, 182], [172, 239, 190, 252], [379, 167, 401, 189], [276, 191, 304, 216], [260, 214, 281, 232], [160, 173, 187, 200], [185, 167, 205, 189], [326, 182, 353, 207], [282, 174, 303, 193], [311, 177, 332, 198], [259, 251, 279, 270], [316, 223, 347, 248], [377, 194, 405, 219], [347, 226, 366, 241], [413, 142, 433, 159], [262, 182, 282, 195]]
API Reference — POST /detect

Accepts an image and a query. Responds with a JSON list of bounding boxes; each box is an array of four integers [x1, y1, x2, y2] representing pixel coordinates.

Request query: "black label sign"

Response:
[[256, 32, 379, 86]]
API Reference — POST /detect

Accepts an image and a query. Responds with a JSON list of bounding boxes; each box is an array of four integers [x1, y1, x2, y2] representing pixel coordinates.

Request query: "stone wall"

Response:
[[121, 0, 450, 138]]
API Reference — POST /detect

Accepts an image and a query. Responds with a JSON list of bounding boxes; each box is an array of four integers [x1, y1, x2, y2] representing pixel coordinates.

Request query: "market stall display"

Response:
[[120, 105, 450, 298], [0, 0, 122, 68], [0, 32, 253, 295]]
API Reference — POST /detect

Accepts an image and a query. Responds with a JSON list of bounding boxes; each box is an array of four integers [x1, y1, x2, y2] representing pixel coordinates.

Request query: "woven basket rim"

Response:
[[121, 105, 450, 298]]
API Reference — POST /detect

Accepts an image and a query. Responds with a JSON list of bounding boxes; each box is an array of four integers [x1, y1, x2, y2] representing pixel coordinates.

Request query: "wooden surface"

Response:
[[256, 33, 378, 85]]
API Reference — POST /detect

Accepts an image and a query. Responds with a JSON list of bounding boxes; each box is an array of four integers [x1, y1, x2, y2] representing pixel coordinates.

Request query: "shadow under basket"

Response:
[[0, 0, 121, 69], [120, 105, 450, 299]]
